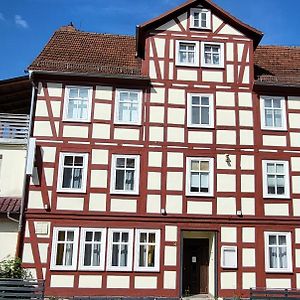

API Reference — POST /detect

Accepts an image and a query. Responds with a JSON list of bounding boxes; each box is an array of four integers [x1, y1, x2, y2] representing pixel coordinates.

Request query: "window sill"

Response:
[[201, 64, 225, 69], [186, 193, 214, 198], [261, 127, 288, 132], [110, 191, 140, 196], [187, 124, 215, 129], [263, 195, 290, 200], [189, 26, 212, 31], [63, 119, 92, 124], [56, 189, 87, 194], [265, 270, 293, 274]]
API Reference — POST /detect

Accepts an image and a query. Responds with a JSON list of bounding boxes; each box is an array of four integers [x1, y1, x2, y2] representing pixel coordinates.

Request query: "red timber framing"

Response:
[[22, 0, 300, 299]]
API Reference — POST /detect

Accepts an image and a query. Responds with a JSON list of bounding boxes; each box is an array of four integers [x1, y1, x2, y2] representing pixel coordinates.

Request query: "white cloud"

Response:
[[0, 13, 5, 21], [14, 15, 29, 29]]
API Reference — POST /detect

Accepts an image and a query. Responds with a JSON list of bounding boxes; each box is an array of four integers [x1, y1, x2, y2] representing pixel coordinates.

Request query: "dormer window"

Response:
[[190, 8, 211, 30]]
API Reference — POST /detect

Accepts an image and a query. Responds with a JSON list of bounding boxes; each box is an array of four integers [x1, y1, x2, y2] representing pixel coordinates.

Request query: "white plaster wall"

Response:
[[147, 172, 161, 190], [242, 248, 256, 267], [263, 135, 287, 147], [92, 124, 111, 139], [110, 199, 137, 213], [241, 197, 255, 215], [146, 195, 161, 214], [50, 275, 74, 288], [92, 149, 109, 165], [0, 219, 18, 260], [150, 87, 165, 103], [242, 273, 256, 289], [238, 93, 252, 107], [41, 146, 56, 163], [90, 170, 107, 188], [166, 172, 183, 190], [47, 83, 62, 97], [50, 101, 61, 118], [240, 155, 255, 170], [164, 246, 177, 266], [33, 121, 52, 137], [216, 110, 236, 126], [177, 70, 198, 81], [221, 227, 237, 243], [217, 198, 236, 215], [56, 197, 84, 211], [95, 86, 113, 100], [35, 100, 48, 117], [202, 71, 223, 82], [168, 89, 185, 105], [134, 276, 157, 289], [94, 103, 112, 120], [89, 193, 106, 212], [266, 279, 291, 289], [168, 108, 185, 125], [220, 272, 237, 289], [187, 201, 212, 215], [217, 174, 236, 192], [241, 174, 255, 193], [79, 275, 102, 288], [63, 125, 89, 138], [264, 204, 289, 216], [188, 131, 213, 144], [166, 195, 182, 214], [163, 271, 176, 289], [242, 227, 255, 243], [217, 130, 236, 145], [148, 152, 162, 167], [217, 154, 236, 170], [149, 106, 165, 123], [114, 128, 140, 141], [0, 148, 26, 197], [107, 275, 130, 288], [167, 152, 183, 168], [149, 126, 164, 142], [165, 226, 177, 242], [239, 110, 253, 127]]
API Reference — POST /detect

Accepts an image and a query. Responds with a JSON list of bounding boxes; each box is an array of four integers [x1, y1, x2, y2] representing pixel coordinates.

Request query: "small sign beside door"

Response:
[[192, 256, 197, 263]]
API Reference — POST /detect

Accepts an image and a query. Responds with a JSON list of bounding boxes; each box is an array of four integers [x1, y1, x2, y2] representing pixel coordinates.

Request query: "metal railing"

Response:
[[0, 113, 30, 144]]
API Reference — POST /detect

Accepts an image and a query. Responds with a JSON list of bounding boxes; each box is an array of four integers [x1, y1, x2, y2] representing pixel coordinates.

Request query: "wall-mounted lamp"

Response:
[[161, 208, 167, 216], [236, 210, 243, 217]]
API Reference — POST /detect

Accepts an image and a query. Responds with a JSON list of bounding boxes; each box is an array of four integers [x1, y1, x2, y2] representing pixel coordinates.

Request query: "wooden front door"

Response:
[[182, 239, 209, 296]]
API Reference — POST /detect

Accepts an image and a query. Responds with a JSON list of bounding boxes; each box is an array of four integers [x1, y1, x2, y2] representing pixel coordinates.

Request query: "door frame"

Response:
[[180, 230, 218, 298]]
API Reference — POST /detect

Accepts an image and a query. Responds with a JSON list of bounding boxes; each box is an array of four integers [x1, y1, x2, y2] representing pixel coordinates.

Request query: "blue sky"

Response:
[[0, 0, 299, 80]]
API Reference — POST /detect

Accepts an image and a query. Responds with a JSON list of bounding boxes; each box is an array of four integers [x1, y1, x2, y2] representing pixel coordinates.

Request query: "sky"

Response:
[[0, 0, 299, 80]]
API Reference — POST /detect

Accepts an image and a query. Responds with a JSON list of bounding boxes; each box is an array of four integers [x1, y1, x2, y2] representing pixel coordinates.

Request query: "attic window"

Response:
[[190, 8, 211, 30]]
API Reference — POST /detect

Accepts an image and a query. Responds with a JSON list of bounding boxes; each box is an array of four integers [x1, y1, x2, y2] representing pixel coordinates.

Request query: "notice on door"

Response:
[[192, 256, 197, 263]]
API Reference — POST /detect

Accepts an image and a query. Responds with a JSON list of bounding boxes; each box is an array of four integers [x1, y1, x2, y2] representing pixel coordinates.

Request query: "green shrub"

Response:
[[0, 257, 31, 279]]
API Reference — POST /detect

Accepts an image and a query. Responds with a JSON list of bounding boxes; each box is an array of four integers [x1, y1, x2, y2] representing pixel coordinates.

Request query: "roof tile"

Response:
[[0, 197, 21, 214]]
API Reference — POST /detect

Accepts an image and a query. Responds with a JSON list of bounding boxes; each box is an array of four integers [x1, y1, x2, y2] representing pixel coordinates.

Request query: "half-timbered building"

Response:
[[21, 0, 300, 298]]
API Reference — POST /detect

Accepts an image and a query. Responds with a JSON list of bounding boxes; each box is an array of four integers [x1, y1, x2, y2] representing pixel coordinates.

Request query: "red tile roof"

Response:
[[254, 46, 300, 87], [0, 197, 21, 214], [29, 26, 299, 87], [29, 26, 145, 79]]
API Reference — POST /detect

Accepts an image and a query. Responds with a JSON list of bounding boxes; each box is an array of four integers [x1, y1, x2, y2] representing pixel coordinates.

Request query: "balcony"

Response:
[[0, 113, 30, 144]]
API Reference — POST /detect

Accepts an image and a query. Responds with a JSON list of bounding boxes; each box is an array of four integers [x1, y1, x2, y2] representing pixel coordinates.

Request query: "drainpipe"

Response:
[[15, 72, 37, 258], [7, 211, 19, 223]]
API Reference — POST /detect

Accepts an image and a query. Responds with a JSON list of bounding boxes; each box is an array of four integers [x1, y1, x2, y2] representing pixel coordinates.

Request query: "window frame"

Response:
[[264, 232, 292, 273], [262, 160, 290, 199], [186, 157, 214, 197], [190, 8, 211, 30], [201, 42, 224, 68], [221, 246, 237, 269], [260, 96, 287, 131], [106, 228, 134, 272], [57, 152, 89, 193], [50, 227, 79, 271], [134, 229, 161, 272], [187, 93, 214, 128], [63, 86, 93, 122], [78, 228, 107, 271], [110, 154, 140, 195], [175, 40, 200, 67], [114, 89, 143, 125]]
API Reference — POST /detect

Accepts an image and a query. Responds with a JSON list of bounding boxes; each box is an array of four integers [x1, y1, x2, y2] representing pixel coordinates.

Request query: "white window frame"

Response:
[[264, 232, 292, 273], [186, 157, 214, 197], [262, 160, 290, 199], [134, 229, 160, 272], [50, 227, 79, 271], [175, 40, 200, 67], [114, 89, 143, 125], [63, 86, 93, 122], [187, 93, 214, 128], [57, 152, 89, 193], [190, 8, 211, 30], [106, 228, 134, 271], [79, 228, 107, 271], [260, 96, 287, 130], [221, 246, 237, 269], [201, 42, 224, 68], [110, 154, 140, 195]]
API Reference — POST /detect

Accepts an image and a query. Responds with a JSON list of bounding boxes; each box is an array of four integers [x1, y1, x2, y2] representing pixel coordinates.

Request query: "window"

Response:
[[135, 229, 160, 272], [190, 8, 211, 29], [260, 97, 287, 130], [107, 229, 133, 271], [79, 228, 106, 271], [110, 155, 140, 195], [262, 160, 290, 198], [57, 153, 88, 193], [176, 40, 200, 67], [186, 157, 214, 196], [201, 42, 224, 68], [50, 227, 79, 270], [221, 246, 237, 268], [187, 93, 214, 128], [264, 232, 292, 273], [63, 86, 92, 122], [115, 89, 142, 125]]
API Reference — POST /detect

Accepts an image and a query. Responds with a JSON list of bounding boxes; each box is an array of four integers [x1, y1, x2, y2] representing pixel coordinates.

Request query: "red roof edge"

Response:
[[137, 0, 263, 57]]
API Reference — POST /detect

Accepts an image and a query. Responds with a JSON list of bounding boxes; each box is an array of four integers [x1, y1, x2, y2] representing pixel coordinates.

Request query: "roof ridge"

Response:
[[56, 27, 135, 39]]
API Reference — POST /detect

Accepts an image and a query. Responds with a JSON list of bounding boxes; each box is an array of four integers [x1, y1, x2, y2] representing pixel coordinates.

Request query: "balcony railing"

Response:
[[0, 113, 30, 144]]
